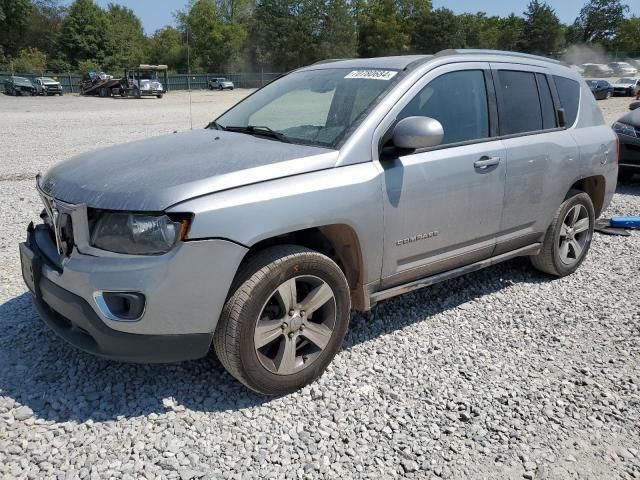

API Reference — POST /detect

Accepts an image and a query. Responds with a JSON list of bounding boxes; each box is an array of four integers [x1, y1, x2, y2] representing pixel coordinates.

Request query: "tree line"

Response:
[[0, 0, 638, 75]]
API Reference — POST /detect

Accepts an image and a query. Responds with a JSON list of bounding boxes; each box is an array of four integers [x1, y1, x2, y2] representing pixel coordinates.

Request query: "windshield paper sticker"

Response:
[[345, 70, 398, 81]]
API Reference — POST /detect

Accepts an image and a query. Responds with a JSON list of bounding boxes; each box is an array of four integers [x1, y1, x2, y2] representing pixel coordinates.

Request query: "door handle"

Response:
[[474, 156, 501, 169]]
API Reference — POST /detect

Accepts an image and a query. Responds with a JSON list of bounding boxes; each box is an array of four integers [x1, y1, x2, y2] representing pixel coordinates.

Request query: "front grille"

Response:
[[37, 177, 77, 258]]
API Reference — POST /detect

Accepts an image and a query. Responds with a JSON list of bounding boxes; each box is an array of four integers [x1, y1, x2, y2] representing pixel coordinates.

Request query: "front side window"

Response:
[[215, 68, 399, 147], [397, 70, 490, 145], [497, 70, 543, 135]]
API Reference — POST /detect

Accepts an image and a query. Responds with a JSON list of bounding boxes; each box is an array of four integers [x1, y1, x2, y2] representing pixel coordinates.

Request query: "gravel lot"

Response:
[[0, 91, 639, 480]]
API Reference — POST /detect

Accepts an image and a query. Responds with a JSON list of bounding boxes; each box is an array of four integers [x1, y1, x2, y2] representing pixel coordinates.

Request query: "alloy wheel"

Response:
[[558, 204, 590, 265], [254, 275, 336, 375]]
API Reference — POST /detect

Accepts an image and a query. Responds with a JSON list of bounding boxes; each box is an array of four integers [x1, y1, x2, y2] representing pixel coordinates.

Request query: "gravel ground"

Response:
[[0, 91, 639, 480]]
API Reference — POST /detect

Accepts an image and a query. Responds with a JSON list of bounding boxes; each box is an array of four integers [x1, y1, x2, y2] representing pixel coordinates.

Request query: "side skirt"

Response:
[[368, 243, 541, 305]]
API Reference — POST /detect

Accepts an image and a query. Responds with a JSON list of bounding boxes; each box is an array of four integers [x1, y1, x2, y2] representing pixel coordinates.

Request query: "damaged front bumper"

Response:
[[20, 215, 247, 363]]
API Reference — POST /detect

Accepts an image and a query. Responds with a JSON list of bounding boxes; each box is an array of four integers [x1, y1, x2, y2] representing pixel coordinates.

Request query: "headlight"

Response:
[[90, 212, 190, 255], [613, 122, 637, 137]]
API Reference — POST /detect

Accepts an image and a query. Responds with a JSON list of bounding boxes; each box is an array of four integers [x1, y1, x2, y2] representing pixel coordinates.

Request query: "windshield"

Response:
[[13, 77, 32, 86], [131, 71, 158, 81], [618, 78, 636, 83], [214, 68, 400, 147], [41, 77, 56, 83]]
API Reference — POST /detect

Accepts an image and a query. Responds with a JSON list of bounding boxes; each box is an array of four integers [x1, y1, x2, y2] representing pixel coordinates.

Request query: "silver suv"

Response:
[[21, 50, 617, 395]]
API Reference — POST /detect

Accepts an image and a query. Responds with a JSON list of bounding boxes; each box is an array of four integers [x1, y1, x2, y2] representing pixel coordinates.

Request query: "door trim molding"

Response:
[[369, 243, 541, 305]]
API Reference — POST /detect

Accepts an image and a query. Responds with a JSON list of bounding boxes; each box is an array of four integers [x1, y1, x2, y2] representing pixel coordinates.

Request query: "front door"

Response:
[[378, 63, 507, 287]]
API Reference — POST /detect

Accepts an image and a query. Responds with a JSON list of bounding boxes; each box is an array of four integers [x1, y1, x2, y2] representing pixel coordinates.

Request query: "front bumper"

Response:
[[21, 220, 248, 362], [34, 275, 212, 362]]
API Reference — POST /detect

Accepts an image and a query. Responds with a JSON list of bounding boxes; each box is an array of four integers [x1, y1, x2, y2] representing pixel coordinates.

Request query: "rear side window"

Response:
[[496, 70, 543, 135], [553, 76, 580, 127], [536, 74, 557, 130], [398, 70, 489, 145]]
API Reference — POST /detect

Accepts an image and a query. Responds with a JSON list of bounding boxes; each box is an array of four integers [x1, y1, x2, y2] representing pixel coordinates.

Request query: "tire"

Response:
[[218, 85, 223, 91], [133, 87, 141, 99], [121, 89, 128, 98], [531, 190, 595, 277], [214, 245, 351, 395], [606, 91, 611, 99], [156, 94, 163, 99]]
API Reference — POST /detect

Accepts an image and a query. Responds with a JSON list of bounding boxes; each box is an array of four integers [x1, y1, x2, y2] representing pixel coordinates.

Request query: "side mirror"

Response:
[[392, 116, 444, 150]]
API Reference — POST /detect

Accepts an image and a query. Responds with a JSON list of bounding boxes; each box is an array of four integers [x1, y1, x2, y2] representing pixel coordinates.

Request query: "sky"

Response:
[[66, 0, 640, 34]]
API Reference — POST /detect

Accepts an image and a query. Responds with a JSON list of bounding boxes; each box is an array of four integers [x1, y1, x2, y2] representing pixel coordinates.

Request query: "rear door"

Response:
[[490, 64, 580, 254]]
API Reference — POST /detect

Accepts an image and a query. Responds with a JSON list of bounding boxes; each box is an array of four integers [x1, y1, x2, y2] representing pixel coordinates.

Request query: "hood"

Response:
[[613, 82, 633, 87], [619, 109, 640, 128], [40, 129, 337, 211]]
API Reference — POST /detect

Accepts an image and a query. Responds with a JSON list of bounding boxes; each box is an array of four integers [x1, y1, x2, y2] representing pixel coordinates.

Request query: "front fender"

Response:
[[169, 163, 384, 285]]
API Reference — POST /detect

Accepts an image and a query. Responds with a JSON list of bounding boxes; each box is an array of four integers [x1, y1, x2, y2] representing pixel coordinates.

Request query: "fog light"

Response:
[[94, 292, 145, 321]]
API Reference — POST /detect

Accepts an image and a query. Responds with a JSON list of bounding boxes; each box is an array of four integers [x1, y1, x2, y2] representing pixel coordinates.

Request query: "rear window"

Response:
[[553, 76, 580, 127], [536, 74, 557, 130], [496, 70, 543, 135]]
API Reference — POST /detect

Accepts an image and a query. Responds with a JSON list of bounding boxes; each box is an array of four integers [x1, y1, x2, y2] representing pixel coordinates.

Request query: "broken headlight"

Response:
[[90, 212, 190, 255]]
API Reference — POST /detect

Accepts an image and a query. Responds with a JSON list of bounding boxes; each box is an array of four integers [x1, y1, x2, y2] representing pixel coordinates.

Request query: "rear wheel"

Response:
[[531, 190, 595, 277], [214, 245, 351, 395]]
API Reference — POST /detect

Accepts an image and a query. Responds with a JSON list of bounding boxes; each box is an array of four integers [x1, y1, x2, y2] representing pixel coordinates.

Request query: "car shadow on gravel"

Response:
[[344, 257, 552, 350], [0, 258, 556, 422], [0, 293, 270, 422]]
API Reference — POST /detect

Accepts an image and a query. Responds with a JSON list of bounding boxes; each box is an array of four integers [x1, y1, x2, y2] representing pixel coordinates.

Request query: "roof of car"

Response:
[[300, 50, 565, 73], [299, 55, 432, 72]]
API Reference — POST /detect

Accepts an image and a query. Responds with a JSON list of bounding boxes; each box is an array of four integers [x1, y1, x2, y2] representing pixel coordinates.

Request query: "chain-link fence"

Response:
[[1, 71, 283, 94]]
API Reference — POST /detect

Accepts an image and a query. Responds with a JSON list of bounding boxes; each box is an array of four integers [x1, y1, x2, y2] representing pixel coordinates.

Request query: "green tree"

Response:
[[497, 14, 526, 51], [613, 16, 640, 57], [520, 0, 562, 54], [58, 0, 108, 68], [177, 0, 246, 72], [413, 7, 463, 53], [0, 0, 33, 58], [11, 47, 47, 73], [149, 26, 186, 71], [358, 0, 412, 57], [571, 0, 629, 43], [317, 0, 357, 60], [24, 0, 66, 61], [102, 4, 147, 71]]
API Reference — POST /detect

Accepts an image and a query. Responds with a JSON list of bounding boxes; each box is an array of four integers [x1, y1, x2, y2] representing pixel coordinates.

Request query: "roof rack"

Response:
[[311, 58, 355, 65], [436, 49, 561, 64]]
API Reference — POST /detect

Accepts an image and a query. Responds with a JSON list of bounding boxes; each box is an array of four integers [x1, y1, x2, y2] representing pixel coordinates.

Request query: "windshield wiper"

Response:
[[224, 125, 291, 143]]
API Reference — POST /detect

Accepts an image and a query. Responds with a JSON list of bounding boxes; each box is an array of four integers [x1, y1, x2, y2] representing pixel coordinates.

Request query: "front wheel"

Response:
[[214, 245, 351, 395], [531, 190, 595, 277]]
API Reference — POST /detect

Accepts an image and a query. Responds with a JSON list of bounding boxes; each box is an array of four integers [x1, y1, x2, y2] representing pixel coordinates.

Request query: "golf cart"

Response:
[[120, 65, 168, 99]]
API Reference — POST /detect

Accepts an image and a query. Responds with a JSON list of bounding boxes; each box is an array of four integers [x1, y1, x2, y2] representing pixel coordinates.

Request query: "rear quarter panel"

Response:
[[571, 82, 618, 213]]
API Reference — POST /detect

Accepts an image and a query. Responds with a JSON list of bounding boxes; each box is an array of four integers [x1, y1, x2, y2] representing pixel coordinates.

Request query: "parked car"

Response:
[[608, 62, 638, 76], [582, 63, 614, 77], [611, 78, 640, 97], [3, 76, 36, 96], [586, 79, 613, 100], [613, 108, 640, 182], [33, 77, 64, 96], [208, 77, 234, 90], [22, 50, 617, 395]]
